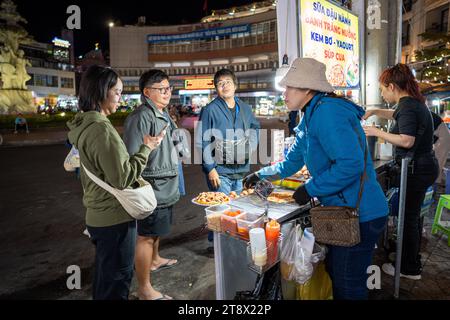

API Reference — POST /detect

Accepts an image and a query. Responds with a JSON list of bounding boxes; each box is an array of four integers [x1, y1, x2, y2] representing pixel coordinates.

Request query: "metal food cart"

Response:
[[212, 160, 394, 300]]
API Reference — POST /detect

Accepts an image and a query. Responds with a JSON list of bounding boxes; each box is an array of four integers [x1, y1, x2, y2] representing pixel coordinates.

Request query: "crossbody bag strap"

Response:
[[307, 96, 367, 211], [355, 138, 368, 211], [354, 126, 368, 211], [81, 163, 116, 193]]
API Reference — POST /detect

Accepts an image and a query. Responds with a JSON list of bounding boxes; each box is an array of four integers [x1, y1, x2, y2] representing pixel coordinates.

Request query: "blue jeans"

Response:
[[325, 216, 387, 300], [206, 175, 244, 195], [206, 175, 244, 242], [87, 221, 136, 300]]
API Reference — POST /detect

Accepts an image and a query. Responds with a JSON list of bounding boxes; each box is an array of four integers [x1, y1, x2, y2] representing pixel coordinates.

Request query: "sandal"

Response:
[[151, 259, 179, 273]]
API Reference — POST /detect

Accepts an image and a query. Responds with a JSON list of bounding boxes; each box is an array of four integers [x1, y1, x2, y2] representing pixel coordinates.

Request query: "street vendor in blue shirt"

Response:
[[243, 58, 388, 300]]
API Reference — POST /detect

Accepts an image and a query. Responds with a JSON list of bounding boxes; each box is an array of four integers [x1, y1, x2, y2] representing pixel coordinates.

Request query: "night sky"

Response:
[[14, 0, 263, 57]]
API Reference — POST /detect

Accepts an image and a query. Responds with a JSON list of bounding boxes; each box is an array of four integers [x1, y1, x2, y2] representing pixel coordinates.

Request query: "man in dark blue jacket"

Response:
[[196, 69, 260, 245]]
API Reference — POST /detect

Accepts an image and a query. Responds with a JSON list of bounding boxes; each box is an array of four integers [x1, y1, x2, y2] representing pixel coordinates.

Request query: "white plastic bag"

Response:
[[280, 224, 302, 281], [64, 145, 80, 172], [290, 228, 327, 284]]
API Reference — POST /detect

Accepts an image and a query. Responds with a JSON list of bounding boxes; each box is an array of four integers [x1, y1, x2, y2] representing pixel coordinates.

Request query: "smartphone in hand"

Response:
[[159, 122, 170, 137]]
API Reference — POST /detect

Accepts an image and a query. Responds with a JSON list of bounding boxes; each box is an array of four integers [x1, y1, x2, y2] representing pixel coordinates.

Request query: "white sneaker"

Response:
[[83, 228, 91, 238], [382, 263, 422, 280]]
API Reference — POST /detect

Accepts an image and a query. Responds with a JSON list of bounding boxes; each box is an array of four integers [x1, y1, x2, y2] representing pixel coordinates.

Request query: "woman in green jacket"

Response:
[[67, 65, 163, 300]]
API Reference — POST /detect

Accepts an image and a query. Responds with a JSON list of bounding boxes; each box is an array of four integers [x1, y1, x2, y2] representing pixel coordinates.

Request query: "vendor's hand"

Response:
[[143, 130, 166, 150], [363, 109, 375, 120], [208, 169, 221, 190], [293, 185, 312, 206], [363, 125, 381, 137], [243, 172, 261, 189]]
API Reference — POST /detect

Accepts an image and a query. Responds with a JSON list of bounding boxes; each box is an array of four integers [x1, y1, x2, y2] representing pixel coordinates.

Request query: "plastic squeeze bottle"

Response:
[[265, 219, 280, 265]]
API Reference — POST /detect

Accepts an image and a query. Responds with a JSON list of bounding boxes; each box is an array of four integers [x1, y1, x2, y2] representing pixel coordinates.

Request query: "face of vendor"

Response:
[[215, 76, 236, 100], [379, 83, 396, 104], [283, 87, 314, 111]]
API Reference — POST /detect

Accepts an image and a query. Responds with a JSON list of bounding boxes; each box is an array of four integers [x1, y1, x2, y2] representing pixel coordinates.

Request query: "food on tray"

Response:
[[293, 165, 311, 179], [267, 191, 295, 203], [206, 213, 222, 232], [229, 191, 239, 199], [240, 188, 255, 196], [193, 192, 230, 205]]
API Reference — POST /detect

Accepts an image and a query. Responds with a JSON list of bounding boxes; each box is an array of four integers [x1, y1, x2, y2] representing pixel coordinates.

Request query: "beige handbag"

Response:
[[82, 164, 157, 220]]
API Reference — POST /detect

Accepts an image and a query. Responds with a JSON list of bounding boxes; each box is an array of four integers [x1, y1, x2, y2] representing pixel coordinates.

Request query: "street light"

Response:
[[108, 21, 114, 28]]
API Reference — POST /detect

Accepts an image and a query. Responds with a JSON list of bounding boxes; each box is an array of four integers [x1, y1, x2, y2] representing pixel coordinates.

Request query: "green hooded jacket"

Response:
[[67, 111, 152, 227]]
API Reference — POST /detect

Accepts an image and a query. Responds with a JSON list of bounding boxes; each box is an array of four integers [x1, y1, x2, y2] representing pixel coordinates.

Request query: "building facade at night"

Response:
[[402, 0, 450, 73], [21, 37, 76, 110], [109, 1, 283, 116]]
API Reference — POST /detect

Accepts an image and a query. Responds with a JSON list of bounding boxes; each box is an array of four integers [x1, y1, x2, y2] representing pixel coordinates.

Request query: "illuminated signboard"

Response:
[[148, 24, 250, 43], [184, 78, 215, 90], [299, 0, 360, 89], [52, 37, 71, 48]]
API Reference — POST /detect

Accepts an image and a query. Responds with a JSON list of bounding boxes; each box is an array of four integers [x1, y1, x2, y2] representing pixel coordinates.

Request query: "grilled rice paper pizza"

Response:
[[267, 191, 295, 204], [240, 188, 255, 196], [193, 192, 230, 206]]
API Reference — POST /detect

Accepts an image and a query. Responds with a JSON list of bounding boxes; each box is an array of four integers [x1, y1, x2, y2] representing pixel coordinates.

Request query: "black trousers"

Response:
[[401, 156, 439, 275], [87, 221, 136, 300]]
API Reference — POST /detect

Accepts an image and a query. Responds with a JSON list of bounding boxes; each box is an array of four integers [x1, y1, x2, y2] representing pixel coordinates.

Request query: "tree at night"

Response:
[[415, 32, 450, 84]]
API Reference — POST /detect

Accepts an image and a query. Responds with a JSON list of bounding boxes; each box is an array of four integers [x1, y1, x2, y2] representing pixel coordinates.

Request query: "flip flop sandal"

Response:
[[151, 259, 179, 273], [152, 294, 173, 300]]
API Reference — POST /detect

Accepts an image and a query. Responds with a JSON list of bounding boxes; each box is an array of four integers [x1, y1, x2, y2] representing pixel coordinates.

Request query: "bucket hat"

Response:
[[279, 58, 334, 93]]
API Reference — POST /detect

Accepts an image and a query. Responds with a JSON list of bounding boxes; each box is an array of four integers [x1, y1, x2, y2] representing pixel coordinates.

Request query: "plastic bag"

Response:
[[290, 228, 327, 284], [234, 263, 282, 300], [64, 145, 80, 172], [280, 224, 302, 281], [296, 261, 333, 300]]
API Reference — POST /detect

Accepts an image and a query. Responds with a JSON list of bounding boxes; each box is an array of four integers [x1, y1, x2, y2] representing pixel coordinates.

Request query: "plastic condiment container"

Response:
[[249, 228, 267, 267], [236, 212, 264, 239], [220, 209, 242, 235], [205, 204, 230, 232]]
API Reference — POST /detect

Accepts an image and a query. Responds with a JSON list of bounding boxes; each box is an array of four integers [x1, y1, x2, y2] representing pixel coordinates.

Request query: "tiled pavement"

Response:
[[371, 184, 450, 300]]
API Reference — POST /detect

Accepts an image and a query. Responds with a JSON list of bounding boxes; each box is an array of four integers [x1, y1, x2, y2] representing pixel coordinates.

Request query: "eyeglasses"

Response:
[[216, 80, 234, 89], [149, 86, 174, 94]]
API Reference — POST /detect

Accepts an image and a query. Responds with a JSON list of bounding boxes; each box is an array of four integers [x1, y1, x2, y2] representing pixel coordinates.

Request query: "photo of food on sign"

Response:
[[328, 64, 346, 87], [346, 56, 359, 87]]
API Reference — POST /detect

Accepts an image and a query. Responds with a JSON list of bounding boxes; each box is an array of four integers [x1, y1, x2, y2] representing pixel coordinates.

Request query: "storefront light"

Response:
[[275, 54, 289, 92]]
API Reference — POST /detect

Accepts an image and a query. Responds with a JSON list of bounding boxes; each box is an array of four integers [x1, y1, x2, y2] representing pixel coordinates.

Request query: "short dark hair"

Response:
[[78, 65, 120, 112], [139, 69, 169, 94], [214, 68, 237, 88]]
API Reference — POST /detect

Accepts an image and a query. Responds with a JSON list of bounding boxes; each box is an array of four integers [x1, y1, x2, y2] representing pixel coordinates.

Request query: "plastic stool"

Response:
[[432, 194, 450, 246]]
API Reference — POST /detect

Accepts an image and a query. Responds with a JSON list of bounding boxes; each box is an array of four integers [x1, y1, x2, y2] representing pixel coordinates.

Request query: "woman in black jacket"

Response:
[[363, 64, 439, 280]]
